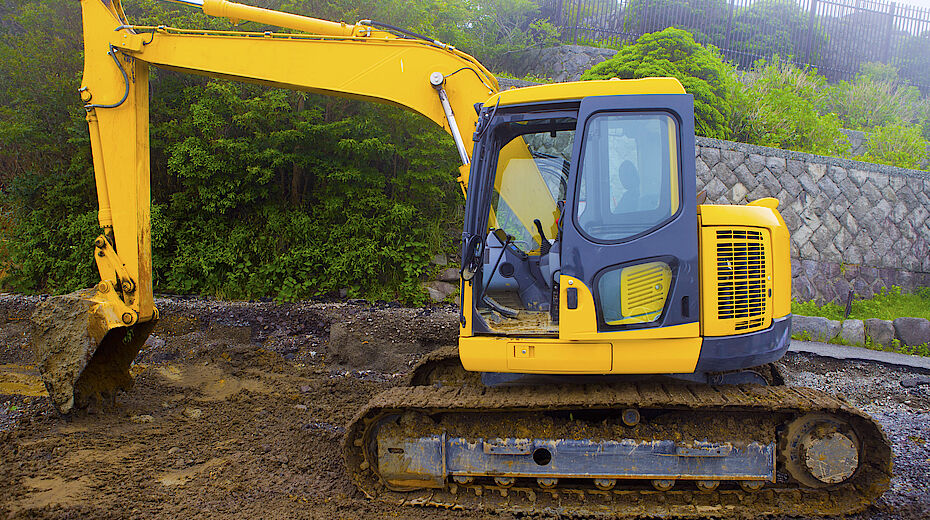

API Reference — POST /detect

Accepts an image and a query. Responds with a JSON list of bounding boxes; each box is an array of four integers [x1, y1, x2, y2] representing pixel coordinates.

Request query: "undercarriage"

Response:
[[344, 353, 892, 518]]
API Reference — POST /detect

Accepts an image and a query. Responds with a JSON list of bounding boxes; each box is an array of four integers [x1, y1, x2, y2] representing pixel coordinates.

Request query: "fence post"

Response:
[[640, 0, 649, 37], [805, 0, 819, 65], [881, 2, 897, 62], [570, 0, 579, 43], [724, 0, 735, 47]]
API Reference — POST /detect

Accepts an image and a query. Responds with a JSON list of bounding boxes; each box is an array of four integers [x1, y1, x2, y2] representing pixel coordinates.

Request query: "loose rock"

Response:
[[901, 376, 930, 388], [793, 315, 841, 341]]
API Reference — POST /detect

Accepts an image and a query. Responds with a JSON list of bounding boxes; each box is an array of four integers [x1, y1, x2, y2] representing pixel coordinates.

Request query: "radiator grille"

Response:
[[716, 229, 766, 321]]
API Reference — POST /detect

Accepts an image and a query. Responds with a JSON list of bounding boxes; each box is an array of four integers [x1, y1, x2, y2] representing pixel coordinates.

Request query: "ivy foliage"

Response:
[[580, 28, 736, 140]]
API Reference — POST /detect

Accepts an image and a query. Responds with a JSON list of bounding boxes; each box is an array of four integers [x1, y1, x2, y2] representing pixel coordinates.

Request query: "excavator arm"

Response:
[[33, 0, 499, 414]]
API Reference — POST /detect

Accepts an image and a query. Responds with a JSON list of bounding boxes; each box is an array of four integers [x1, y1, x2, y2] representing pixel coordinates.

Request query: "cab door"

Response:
[[559, 94, 699, 337]]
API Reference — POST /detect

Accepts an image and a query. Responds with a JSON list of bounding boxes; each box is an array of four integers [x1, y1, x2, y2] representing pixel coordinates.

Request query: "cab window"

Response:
[[490, 118, 575, 252], [575, 113, 680, 242]]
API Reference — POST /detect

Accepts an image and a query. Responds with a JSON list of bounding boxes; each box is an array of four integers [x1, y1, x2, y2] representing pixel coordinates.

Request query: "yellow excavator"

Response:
[[30, 0, 891, 517]]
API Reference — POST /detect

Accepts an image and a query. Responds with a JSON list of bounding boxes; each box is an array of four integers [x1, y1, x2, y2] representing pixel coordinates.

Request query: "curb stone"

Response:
[[793, 314, 930, 351]]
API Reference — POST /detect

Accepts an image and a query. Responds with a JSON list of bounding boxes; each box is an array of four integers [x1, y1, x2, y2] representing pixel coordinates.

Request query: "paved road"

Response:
[[790, 340, 930, 371]]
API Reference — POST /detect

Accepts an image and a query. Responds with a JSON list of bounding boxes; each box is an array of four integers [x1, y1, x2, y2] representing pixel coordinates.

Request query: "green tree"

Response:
[[581, 27, 737, 140], [622, 0, 729, 47], [730, 0, 812, 64]]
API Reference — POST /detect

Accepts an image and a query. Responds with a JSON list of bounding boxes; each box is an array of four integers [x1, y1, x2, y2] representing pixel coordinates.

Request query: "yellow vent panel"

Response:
[[605, 261, 671, 326], [701, 227, 772, 336]]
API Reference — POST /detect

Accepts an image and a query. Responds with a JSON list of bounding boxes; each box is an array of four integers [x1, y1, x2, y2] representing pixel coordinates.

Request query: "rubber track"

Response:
[[343, 383, 892, 518]]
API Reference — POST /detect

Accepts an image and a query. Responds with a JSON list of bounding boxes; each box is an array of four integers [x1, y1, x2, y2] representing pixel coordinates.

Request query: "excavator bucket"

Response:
[[30, 289, 155, 414]]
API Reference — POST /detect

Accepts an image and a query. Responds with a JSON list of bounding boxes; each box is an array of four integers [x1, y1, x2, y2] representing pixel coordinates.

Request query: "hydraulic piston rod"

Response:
[[430, 72, 470, 166], [161, 0, 360, 36]]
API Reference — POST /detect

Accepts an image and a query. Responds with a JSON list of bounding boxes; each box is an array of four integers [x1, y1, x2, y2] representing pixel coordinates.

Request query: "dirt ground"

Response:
[[1, 294, 928, 519]]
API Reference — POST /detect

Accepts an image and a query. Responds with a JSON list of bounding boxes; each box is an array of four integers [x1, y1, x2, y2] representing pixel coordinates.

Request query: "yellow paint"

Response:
[[558, 275, 597, 338], [697, 198, 794, 336], [558, 275, 699, 340], [749, 199, 792, 319], [668, 119, 680, 214], [202, 0, 360, 36], [460, 274, 701, 374], [609, 261, 672, 325], [459, 336, 700, 374], [698, 201, 791, 320], [506, 342, 611, 372], [493, 137, 559, 242], [487, 78, 686, 107]]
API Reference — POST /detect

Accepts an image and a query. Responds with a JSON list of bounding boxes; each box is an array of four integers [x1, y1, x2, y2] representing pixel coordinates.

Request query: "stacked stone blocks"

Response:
[[695, 137, 930, 303]]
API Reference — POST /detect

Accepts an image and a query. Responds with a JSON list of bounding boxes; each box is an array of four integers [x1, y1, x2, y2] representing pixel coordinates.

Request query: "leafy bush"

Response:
[[581, 27, 737, 140], [854, 123, 929, 170], [823, 62, 930, 130], [731, 58, 847, 155]]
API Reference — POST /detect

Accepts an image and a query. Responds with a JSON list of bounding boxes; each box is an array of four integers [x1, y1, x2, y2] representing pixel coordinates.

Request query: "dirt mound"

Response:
[[140, 297, 458, 375]]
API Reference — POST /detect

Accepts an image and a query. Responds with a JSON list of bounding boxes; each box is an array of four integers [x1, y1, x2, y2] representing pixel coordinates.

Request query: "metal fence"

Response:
[[536, 0, 930, 89]]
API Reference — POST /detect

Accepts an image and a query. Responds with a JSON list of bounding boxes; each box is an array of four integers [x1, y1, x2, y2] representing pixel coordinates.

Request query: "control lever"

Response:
[[533, 219, 551, 255]]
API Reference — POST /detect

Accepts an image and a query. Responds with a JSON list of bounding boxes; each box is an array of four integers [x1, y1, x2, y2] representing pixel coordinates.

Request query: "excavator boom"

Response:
[[34, 0, 498, 414]]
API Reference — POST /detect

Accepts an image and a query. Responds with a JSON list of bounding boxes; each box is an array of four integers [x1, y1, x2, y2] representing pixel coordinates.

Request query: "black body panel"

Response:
[[696, 315, 792, 372]]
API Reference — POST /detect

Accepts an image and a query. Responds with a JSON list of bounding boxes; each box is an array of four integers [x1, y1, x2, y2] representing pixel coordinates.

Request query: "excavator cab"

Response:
[[460, 83, 701, 369]]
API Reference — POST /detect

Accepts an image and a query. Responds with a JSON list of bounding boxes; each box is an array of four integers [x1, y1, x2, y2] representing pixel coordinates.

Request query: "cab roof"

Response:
[[485, 78, 686, 107]]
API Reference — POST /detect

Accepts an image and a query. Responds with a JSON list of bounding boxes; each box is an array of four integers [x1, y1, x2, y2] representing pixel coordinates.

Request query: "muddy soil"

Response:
[[1, 293, 928, 519]]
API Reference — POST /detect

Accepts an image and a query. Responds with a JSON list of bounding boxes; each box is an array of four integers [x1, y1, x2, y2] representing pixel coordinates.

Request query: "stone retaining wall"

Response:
[[695, 137, 930, 303]]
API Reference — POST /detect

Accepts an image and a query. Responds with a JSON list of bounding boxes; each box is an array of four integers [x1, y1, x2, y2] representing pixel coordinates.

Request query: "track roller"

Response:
[[594, 478, 617, 491], [781, 413, 861, 488], [494, 476, 515, 487], [696, 480, 720, 493], [537, 478, 558, 489], [739, 480, 766, 492], [652, 479, 675, 491]]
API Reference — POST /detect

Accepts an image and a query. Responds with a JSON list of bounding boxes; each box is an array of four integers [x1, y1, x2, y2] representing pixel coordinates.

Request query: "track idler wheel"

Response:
[[781, 413, 861, 488]]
